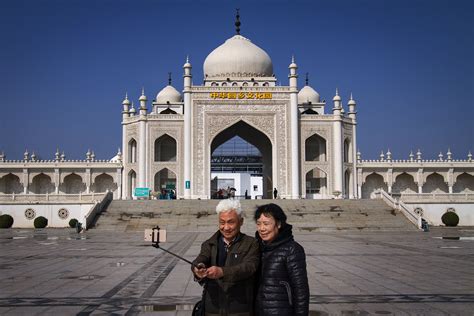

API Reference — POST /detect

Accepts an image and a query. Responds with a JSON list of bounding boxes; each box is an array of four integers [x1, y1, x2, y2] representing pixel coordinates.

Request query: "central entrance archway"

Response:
[[210, 120, 273, 199]]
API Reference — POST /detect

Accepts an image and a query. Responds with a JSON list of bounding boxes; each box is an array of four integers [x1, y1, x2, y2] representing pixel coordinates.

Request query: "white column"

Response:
[[183, 58, 192, 198], [116, 168, 122, 199], [289, 58, 300, 199], [348, 96, 357, 198], [23, 169, 29, 194], [138, 92, 147, 188], [122, 95, 130, 199], [332, 90, 343, 197]]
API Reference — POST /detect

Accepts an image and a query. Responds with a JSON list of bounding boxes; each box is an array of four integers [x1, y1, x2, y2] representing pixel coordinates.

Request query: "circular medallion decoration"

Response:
[[24, 208, 36, 220], [414, 207, 424, 216], [58, 208, 69, 219]]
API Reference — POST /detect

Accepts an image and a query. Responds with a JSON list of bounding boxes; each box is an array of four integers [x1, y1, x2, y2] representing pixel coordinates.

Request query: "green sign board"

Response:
[[166, 183, 175, 190], [185, 181, 190, 189], [134, 187, 150, 197]]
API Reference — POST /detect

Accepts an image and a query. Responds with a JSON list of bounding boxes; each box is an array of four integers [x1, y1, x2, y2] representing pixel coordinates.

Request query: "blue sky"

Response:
[[0, 0, 472, 161]]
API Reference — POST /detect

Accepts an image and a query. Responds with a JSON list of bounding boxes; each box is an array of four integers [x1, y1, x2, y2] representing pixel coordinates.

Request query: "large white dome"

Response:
[[203, 35, 273, 78], [298, 85, 320, 104], [155, 85, 182, 104]]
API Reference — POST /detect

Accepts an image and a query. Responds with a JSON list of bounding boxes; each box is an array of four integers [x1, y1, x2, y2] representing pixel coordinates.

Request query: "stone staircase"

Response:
[[91, 199, 417, 232]]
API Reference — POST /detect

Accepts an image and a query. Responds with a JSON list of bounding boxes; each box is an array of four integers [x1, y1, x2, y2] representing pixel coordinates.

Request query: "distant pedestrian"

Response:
[[245, 189, 249, 199], [273, 188, 278, 199]]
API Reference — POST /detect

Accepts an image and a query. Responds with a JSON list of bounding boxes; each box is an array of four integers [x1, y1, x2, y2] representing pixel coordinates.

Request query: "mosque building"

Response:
[[0, 14, 473, 225]]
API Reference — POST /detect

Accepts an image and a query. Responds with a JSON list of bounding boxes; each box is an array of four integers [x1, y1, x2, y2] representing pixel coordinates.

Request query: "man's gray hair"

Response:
[[216, 199, 242, 217]]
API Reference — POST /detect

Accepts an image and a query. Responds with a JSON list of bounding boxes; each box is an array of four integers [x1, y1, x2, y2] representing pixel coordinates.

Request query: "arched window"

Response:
[[154, 134, 177, 161], [263, 82, 269, 87], [232, 82, 238, 86], [128, 170, 136, 199], [128, 139, 137, 163], [253, 82, 259, 86], [305, 134, 327, 161], [211, 82, 217, 86], [242, 82, 248, 86], [344, 139, 351, 163], [221, 82, 227, 87]]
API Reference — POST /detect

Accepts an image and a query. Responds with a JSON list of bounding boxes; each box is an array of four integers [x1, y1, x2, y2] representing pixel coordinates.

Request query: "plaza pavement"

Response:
[[0, 226, 473, 315]]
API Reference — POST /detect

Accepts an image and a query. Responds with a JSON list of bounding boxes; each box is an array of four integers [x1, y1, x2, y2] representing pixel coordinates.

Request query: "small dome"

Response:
[[155, 85, 182, 104], [204, 35, 273, 78], [298, 85, 320, 104]]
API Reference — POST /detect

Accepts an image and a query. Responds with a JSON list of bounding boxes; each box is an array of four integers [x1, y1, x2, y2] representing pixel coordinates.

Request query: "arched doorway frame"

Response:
[[207, 118, 275, 199]]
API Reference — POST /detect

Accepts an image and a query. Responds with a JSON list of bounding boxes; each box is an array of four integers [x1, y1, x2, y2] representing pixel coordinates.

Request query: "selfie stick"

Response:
[[151, 226, 193, 265]]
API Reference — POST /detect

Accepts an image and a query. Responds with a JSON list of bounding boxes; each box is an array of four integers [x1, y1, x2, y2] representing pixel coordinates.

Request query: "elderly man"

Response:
[[192, 199, 259, 316]]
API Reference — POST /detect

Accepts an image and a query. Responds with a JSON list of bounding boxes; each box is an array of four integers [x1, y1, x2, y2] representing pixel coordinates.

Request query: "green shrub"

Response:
[[69, 218, 78, 228], [0, 214, 14, 228], [34, 216, 48, 228], [441, 211, 459, 227]]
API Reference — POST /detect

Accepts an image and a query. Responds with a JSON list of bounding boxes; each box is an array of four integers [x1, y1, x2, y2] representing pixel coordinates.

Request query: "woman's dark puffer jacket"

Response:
[[255, 224, 309, 316]]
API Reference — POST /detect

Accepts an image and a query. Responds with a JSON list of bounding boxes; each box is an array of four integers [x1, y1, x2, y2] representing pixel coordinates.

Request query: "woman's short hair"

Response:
[[216, 199, 242, 216], [254, 203, 287, 225]]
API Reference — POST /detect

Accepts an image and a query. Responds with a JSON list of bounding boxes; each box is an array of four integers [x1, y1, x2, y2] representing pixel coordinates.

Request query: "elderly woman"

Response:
[[254, 203, 309, 316]]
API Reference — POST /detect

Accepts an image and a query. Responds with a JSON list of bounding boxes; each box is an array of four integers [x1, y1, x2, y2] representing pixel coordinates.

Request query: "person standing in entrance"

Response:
[[254, 203, 309, 316], [273, 188, 278, 199], [192, 199, 260, 316]]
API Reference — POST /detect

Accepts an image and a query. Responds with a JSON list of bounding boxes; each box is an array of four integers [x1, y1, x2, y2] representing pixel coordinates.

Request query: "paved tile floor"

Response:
[[0, 227, 473, 315]]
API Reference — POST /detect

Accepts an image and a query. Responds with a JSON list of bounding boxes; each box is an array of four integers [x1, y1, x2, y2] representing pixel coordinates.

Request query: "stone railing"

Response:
[[399, 192, 474, 203], [0, 193, 108, 203], [371, 189, 420, 228], [84, 191, 113, 229]]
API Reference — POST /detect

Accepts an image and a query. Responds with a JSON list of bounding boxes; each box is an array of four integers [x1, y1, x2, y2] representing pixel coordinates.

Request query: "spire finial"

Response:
[[186, 55, 189, 63], [350, 92, 353, 100], [125, 92, 128, 100], [235, 8, 241, 35], [336, 88, 339, 96], [291, 55, 295, 63], [305, 73, 309, 86], [141, 87, 145, 95], [168, 72, 172, 85]]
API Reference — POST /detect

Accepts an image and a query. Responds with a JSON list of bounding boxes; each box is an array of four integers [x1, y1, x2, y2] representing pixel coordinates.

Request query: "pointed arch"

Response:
[[128, 170, 136, 199], [92, 173, 117, 193], [392, 172, 417, 194], [154, 168, 177, 198], [31, 173, 54, 194], [344, 138, 351, 163], [0, 173, 23, 194], [160, 108, 177, 114], [361, 173, 387, 198], [61, 173, 85, 194], [423, 172, 448, 193], [453, 173, 474, 193], [154, 134, 177, 162], [128, 138, 137, 163], [305, 134, 327, 161], [305, 167, 327, 198]]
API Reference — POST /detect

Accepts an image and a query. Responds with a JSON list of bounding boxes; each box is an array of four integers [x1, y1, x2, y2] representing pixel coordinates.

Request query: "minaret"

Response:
[[348, 93, 358, 198], [138, 88, 148, 188], [289, 56, 300, 198], [332, 89, 343, 197], [183, 56, 192, 198]]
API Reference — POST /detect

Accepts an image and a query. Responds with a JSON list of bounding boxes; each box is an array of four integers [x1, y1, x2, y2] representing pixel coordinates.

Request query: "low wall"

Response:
[[0, 192, 112, 229], [405, 203, 474, 226]]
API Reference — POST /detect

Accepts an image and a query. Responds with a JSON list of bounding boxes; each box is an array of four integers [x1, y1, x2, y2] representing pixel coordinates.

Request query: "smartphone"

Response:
[[144, 228, 167, 242]]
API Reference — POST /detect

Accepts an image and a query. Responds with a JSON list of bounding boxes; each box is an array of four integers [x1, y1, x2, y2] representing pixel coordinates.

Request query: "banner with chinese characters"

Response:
[[210, 92, 272, 99]]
